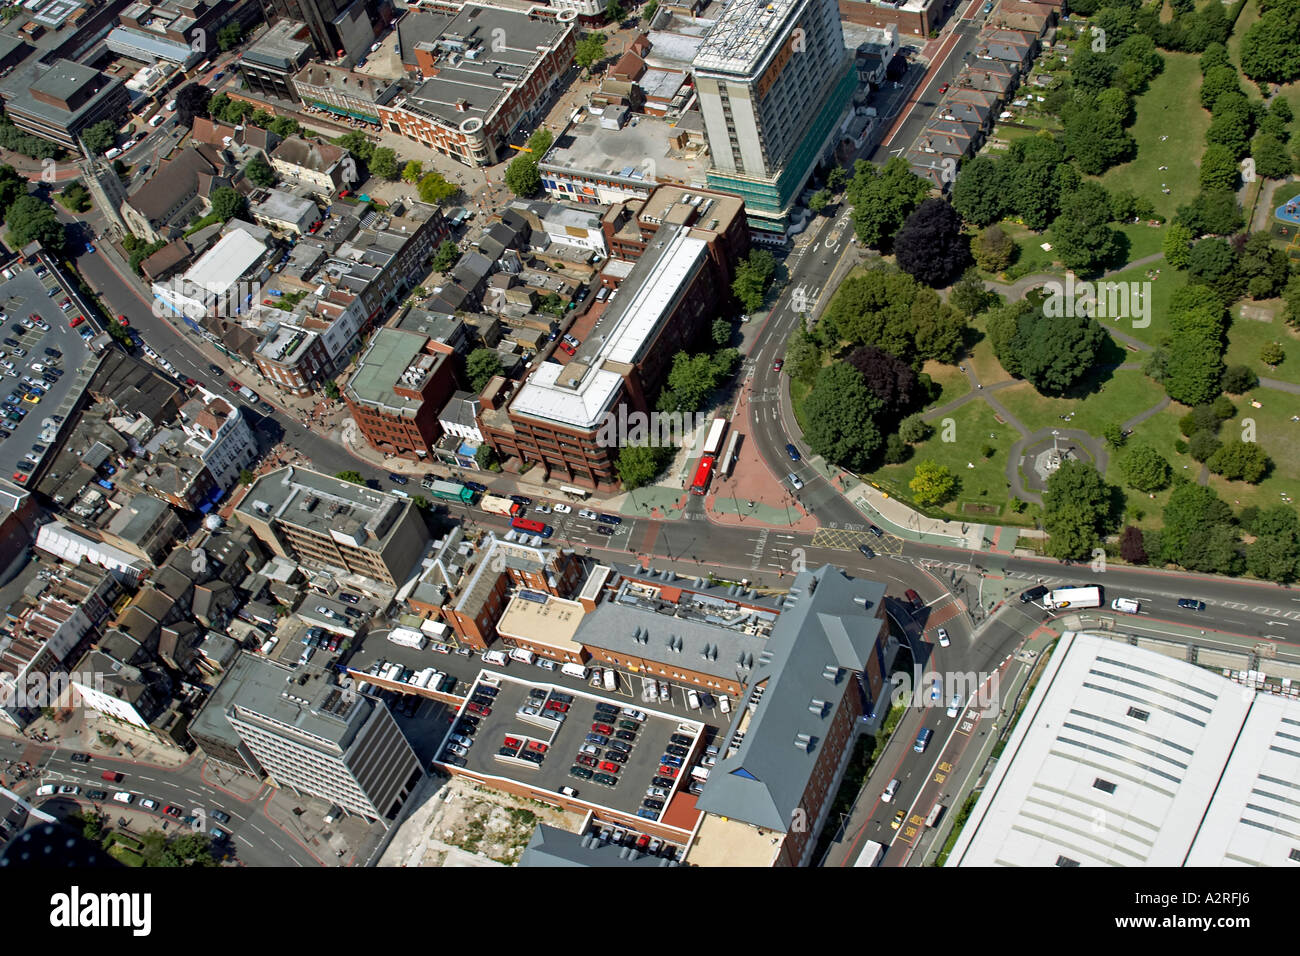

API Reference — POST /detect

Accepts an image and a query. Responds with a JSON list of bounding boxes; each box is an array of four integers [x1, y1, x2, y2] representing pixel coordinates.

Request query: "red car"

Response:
[[185, 378, 197, 387], [466, 701, 491, 716], [591, 722, 613, 734], [116, 315, 129, 327], [10, 472, 27, 484], [228, 380, 240, 390], [658, 765, 679, 778], [598, 761, 620, 774], [544, 700, 569, 712], [503, 736, 522, 749], [938, 82, 949, 94], [162, 804, 182, 818], [558, 341, 576, 355], [527, 741, 548, 753], [772, 359, 783, 372], [68, 315, 84, 328], [575, 753, 598, 767]]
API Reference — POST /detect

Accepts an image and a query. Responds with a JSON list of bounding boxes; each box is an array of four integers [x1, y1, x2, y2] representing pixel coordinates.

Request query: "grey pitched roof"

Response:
[[693, 566, 887, 832], [519, 825, 681, 867]]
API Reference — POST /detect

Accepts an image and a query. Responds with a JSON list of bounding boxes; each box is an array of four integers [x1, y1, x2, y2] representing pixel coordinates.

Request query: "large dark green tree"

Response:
[[802, 362, 883, 470], [1042, 461, 1117, 560]]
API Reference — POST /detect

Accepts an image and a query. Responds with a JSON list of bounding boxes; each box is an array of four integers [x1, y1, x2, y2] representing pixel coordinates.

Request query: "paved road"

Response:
[[72, 238, 387, 484], [29, 748, 321, 868]]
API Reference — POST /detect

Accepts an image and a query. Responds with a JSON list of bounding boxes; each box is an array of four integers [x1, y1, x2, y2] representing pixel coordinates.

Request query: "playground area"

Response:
[[1271, 186, 1300, 260]]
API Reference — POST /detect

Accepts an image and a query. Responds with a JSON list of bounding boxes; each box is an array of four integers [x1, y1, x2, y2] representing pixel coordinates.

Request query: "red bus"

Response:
[[690, 455, 715, 496], [511, 517, 553, 537]]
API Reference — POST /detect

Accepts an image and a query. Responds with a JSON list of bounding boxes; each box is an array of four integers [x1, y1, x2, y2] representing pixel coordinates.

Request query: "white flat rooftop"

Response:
[[184, 228, 267, 295], [510, 227, 708, 430], [693, 0, 803, 77], [949, 631, 1273, 867]]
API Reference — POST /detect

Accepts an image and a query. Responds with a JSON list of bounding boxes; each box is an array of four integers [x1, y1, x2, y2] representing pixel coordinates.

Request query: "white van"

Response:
[[37, 784, 56, 796], [113, 791, 134, 804], [508, 647, 535, 665], [561, 662, 589, 680], [104, 147, 122, 160], [1111, 597, 1140, 614], [925, 802, 946, 827], [149, 113, 166, 127], [881, 778, 900, 803], [603, 668, 617, 691], [481, 649, 508, 666], [687, 689, 701, 709], [260, 636, 278, 654]]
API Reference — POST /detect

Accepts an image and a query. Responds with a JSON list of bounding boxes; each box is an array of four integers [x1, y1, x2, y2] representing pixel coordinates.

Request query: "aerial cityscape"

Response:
[[0, 0, 1294, 887]]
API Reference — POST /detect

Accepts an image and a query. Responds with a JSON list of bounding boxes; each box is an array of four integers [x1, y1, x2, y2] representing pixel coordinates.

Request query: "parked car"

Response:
[[569, 765, 594, 780], [652, 775, 676, 789], [937, 627, 950, 647]]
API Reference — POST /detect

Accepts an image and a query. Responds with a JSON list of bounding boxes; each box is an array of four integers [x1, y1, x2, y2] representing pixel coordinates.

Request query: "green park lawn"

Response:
[[965, 321, 1015, 387], [1103, 402, 1191, 529], [921, 360, 972, 408], [1204, 396, 1300, 511], [1098, 52, 1209, 221], [1087, 259, 1187, 349], [1225, 303, 1300, 387], [876, 399, 1026, 522], [993, 367, 1168, 438]]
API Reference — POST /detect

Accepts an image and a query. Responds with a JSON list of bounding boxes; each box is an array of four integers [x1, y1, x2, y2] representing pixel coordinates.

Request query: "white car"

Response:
[[658, 681, 670, 701], [881, 778, 900, 803], [578, 509, 598, 520], [553, 503, 572, 514], [947, 694, 963, 718], [166, 99, 177, 111], [788, 472, 804, 491], [687, 689, 701, 710], [122, 138, 137, 150], [937, 627, 950, 647], [533, 504, 552, 514], [449, 734, 473, 749], [140, 798, 158, 810]]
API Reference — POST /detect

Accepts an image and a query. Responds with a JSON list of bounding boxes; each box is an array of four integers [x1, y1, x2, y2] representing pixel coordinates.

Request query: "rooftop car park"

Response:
[[435, 671, 707, 826]]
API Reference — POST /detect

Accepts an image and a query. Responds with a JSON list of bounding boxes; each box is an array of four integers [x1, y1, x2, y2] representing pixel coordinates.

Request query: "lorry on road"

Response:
[[1043, 586, 1102, 609], [479, 494, 521, 517], [855, 840, 887, 867]]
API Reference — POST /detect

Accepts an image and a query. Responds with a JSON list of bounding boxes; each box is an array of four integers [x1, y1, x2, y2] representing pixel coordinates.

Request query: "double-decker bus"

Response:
[[511, 516, 553, 537], [690, 454, 715, 496]]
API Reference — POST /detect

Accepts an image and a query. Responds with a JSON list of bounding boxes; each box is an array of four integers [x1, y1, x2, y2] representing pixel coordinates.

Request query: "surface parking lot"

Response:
[[442, 672, 705, 821], [0, 268, 93, 482]]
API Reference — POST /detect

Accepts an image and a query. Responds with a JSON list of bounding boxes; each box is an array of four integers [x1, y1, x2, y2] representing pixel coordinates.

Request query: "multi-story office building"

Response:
[[691, 0, 856, 232], [1, 60, 129, 151], [480, 218, 732, 489], [238, 18, 315, 101], [107, 0, 261, 69], [343, 328, 459, 461], [258, 0, 380, 60], [221, 654, 424, 820], [381, 4, 577, 167], [234, 466, 430, 587]]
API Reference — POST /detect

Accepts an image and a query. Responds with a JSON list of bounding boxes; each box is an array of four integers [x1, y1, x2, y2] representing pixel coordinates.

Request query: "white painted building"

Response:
[[177, 392, 259, 491]]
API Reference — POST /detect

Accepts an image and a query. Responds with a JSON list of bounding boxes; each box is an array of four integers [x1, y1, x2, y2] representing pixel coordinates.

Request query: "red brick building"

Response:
[[343, 329, 459, 461]]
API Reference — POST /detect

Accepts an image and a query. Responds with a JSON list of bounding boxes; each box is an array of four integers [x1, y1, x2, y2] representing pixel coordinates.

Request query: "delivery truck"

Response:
[[1043, 586, 1102, 609]]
